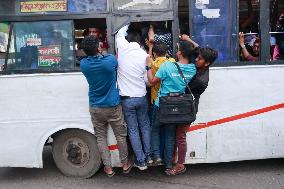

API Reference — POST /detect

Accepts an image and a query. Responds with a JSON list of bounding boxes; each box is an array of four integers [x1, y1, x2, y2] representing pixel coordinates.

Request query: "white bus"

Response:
[[0, 0, 283, 178]]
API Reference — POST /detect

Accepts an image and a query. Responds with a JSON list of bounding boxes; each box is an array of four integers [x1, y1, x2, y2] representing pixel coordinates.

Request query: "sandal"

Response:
[[104, 167, 115, 178], [165, 166, 187, 176], [122, 160, 134, 174]]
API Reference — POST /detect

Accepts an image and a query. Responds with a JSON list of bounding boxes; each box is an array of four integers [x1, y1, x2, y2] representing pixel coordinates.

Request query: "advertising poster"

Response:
[[68, 0, 107, 12], [0, 23, 9, 53]]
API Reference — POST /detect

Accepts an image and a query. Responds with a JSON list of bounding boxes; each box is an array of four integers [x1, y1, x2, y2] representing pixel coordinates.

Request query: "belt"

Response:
[[120, 96, 131, 100]]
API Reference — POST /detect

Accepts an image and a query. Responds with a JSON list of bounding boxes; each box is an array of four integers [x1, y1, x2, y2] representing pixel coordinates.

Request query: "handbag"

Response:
[[159, 62, 196, 125]]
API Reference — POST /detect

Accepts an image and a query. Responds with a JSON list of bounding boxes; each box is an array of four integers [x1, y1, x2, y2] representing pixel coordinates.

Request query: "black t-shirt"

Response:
[[185, 68, 209, 113]]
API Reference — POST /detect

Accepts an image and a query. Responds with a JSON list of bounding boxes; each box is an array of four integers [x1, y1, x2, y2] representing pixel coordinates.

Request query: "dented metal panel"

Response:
[[112, 0, 171, 11]]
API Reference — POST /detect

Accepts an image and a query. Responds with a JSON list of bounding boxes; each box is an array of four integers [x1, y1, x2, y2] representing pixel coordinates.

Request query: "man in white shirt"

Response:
[[116, 24, 151, 170]]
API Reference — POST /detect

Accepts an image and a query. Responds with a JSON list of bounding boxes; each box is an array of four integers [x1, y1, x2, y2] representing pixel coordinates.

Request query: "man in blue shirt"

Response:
[[80, 36, 133, 177]]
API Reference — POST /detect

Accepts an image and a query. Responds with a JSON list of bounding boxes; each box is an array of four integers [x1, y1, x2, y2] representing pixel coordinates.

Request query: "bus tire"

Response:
[[52, 129, 101, 178]]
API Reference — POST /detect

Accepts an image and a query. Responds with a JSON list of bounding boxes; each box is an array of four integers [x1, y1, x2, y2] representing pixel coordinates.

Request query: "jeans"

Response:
[[151, 105, 176, 168], [90, 105, 128, 167], [121, 96, 151, 164]]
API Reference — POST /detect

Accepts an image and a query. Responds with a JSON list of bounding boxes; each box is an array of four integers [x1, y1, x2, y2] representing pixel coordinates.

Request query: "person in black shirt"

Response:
[[168, 35, 218, 176]]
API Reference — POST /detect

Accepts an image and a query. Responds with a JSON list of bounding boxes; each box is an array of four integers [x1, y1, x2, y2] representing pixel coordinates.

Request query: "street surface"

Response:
[[0, 146, 284, 189]]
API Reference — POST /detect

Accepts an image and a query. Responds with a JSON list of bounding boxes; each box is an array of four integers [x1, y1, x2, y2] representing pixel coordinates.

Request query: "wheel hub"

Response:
[[63, 138, 90, 167]]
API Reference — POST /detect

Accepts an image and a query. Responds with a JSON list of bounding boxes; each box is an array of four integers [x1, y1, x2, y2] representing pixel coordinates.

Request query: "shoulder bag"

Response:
[[159, 63, 196, 125]]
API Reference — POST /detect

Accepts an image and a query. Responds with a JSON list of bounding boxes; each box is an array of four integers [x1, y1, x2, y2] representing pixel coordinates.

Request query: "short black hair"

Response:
[[178, 41, 194, 61], [126, 32, 141, 44], [199, 47, 218, 65], [153, 42, 169, 57], [81, 36, 100, 56]]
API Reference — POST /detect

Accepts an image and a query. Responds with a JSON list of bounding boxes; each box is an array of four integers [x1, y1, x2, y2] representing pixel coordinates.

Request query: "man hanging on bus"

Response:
[[116, 24, 152, 170], [80, 36, 133, 177], [169, 35, 218, 176]]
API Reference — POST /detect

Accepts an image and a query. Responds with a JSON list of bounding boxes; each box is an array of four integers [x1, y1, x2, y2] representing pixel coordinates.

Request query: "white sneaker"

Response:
[[136, 163, 148, 171]]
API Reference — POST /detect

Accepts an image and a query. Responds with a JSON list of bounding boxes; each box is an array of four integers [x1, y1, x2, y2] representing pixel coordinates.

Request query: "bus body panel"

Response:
[[0, 73, 95, 168], [186, 65, 284, 164], [0, 66, 284, 168]]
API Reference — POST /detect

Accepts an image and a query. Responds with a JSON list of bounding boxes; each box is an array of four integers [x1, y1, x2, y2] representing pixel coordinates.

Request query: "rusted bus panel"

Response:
[[112, 0, 172, 11]]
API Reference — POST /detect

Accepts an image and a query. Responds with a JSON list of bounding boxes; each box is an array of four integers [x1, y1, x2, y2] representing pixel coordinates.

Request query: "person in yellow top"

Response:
[[147, 24, 175, 104], [148, 42, 176, 104], [146, 32, 175, 165]]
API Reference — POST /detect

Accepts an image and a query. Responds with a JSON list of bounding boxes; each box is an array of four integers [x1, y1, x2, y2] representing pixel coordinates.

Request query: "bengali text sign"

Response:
[[38, 45, 61, 67], [20, 1, 67, 13]]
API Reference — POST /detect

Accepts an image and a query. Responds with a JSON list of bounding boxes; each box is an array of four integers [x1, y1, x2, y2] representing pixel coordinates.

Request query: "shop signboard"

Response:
[[20, 0, 67, 13], [38, 45, 61, 67]]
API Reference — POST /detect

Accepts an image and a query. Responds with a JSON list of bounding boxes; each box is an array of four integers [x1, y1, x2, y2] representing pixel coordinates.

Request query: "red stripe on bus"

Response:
[[108, 145, 118, 151], [188, 103, 284, 132], [108, 103, 284, 151]]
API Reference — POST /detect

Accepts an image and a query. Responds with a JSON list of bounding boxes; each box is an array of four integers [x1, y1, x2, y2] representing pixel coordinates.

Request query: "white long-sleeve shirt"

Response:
[[115, 25, 148, 97]]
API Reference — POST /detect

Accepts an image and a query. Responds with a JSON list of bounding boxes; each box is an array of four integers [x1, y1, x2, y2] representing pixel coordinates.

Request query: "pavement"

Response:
[[0, 146, 284, 189]]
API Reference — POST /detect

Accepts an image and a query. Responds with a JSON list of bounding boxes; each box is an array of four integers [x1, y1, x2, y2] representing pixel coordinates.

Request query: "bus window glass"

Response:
[[179, 0, 189, 35], [16, 0, 107, 15], [270, 0, 284, 61], [0, 0, 15, 15], [6, 21, 75, 71], [239, 0, 260, 62], [191, 0, 237, 63]]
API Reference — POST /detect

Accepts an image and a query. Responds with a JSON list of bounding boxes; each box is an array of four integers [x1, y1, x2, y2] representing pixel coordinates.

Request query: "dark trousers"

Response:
[[151, 105, 176, 168], [174, 125, 187, 164]]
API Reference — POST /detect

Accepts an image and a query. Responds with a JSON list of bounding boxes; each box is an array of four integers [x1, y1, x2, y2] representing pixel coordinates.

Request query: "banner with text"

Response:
[[20, 0, 67, 13]]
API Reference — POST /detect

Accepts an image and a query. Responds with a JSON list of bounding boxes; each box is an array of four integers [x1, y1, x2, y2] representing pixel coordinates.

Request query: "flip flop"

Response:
[[165, 167, 187, 176], [123, 160, 134, 174], [104, 167, 115, 178]]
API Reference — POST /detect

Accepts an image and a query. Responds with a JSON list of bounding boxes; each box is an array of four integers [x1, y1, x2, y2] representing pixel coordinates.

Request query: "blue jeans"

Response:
[[151, 105, 176, 168], [121, 96, 151, 164]]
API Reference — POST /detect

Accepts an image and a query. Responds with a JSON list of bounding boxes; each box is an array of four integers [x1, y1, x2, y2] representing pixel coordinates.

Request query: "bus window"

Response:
[[5, 21, 75, 72], [0, 0, 15, 15], [74, 19, 107, 67], [270, 0, 284, 61], [179, 0, 189, 35], [239, 0, 260, 62], [190, 0, 237, 63]]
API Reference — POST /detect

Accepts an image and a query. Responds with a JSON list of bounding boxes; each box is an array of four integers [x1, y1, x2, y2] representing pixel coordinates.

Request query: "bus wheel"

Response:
[[52, 129, 101, 178]]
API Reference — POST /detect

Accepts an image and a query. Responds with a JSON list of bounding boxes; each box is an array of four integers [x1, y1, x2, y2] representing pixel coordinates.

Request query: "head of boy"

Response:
[[195, 48, 218, 69], [81, 36, 101, 56], [176, 41, 194, 62], [152, 42, 168, 58], [126, 32, 141, 44]]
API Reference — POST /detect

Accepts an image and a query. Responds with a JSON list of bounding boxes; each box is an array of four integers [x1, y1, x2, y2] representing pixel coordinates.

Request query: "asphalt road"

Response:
[[0, 147, 284, 189]]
